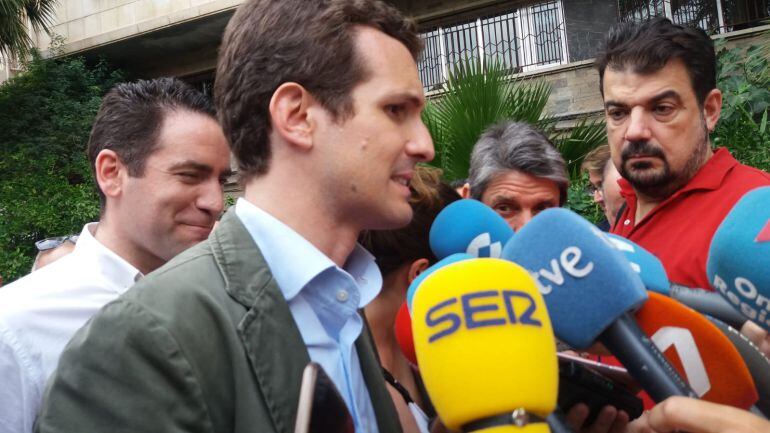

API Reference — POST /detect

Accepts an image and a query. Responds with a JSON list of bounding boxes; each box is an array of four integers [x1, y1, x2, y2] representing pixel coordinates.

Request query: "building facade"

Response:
[[22, 0, 767, 119]]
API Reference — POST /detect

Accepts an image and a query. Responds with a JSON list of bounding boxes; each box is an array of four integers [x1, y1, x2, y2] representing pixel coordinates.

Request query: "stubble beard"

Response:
[[619, 119, 711, 201]]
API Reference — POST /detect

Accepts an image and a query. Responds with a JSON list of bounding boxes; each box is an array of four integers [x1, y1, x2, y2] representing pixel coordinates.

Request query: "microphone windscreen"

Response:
[[708, 186, 770, 331], [406, 253, 472, 311], [706, 316, 770, 417], [394, 302, 417, 365], [411, 258, 557, 430], [635, 292, 758, 409], [429, 199, 514, 260], [502, 208, 647, 349], [605, 233, 671, 295]]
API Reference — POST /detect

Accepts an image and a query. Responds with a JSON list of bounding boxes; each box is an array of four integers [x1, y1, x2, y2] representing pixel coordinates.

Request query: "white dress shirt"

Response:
[[0, 223, 141, 433], [235, 198, 382, 433]]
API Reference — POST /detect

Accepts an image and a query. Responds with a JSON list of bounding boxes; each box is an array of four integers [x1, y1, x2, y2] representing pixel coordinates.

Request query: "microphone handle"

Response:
[[670, 283, 747, 330], [599, 313, 696, 402]]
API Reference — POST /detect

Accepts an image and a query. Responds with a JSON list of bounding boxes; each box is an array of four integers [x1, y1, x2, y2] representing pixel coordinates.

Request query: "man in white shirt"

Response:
[[0, 77, 231, 433]]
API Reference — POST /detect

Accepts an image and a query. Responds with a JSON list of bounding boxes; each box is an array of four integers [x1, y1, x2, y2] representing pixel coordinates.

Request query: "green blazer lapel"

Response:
[[357, 317, 403, 433], [211, 210, 310, 433]]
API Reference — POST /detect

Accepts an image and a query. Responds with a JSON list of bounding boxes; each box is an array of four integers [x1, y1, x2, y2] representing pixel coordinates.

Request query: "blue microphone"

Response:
[[604, 234, 670, 294], [502, 208, 695, 402], [429, 199, 514, 260], [708, 186, 770, 332], [406, 253, 473, 311], [607, 234, 746, 330]]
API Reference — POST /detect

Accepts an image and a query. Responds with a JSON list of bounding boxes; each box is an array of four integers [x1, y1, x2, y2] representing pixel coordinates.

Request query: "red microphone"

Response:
[[395, 302, 417, 365], [635, 292, 758, 409]]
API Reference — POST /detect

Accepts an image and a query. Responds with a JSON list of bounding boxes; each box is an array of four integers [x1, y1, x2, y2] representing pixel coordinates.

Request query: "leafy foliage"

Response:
[[713, 34, 770, 172], [422, 60, 606, 182], [0, 0, 58, 58], [0, 51, 123, 283]]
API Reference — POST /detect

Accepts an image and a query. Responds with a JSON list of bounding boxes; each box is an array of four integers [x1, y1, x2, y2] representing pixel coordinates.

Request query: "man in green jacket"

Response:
[[34, 0, 434, 432]]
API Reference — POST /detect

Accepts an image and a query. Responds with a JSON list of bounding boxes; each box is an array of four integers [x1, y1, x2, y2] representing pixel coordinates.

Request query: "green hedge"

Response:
[[0, 52, 123, 283]]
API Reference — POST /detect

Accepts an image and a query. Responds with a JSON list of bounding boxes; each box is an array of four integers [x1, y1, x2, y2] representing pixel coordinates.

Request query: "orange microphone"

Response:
[[635, 292, 758, 409]]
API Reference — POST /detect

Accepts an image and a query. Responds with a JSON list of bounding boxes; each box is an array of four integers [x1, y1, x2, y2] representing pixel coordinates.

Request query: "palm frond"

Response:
[[554, 118, 607, 178], [0, 0, 58, 58]]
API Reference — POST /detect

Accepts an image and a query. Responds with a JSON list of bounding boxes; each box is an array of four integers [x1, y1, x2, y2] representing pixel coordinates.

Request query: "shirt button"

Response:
[[624, 219, 631, 226], [336, 289, 349, 303]]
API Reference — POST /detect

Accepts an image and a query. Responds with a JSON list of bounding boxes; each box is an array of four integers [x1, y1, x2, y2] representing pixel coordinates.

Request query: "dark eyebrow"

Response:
[[605, 90, 683, 110], [169, 160, 233, 178], [386, 92, 425, 109], [169, 161, 213, 173], [648, 90, 682, 105]]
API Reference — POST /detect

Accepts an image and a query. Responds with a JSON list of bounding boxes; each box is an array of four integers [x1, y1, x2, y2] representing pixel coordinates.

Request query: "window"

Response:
[[417, 1, 568, 92], [619, 1, 770, 34]]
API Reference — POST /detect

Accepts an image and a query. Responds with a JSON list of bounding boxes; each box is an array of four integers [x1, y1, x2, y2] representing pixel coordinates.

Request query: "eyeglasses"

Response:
[[35, 235, 79, 251], [584, 183, 604, 197]]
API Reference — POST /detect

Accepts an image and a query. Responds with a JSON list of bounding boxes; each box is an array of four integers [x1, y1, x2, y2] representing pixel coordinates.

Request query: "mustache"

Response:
[[621, 141, 666, 162]]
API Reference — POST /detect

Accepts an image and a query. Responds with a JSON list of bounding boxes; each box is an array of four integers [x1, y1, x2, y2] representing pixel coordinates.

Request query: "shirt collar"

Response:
[[74, 223, 143, 292], [235, 198, 381, 307]]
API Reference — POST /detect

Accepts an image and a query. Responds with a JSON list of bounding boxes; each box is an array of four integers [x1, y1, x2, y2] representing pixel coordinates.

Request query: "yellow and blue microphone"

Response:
[[411, 258, 558, 433]]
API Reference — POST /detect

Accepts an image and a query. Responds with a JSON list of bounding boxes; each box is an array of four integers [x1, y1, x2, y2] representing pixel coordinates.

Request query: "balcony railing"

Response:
[[417, 1, 568, 92], [619, 0, 770, 34]]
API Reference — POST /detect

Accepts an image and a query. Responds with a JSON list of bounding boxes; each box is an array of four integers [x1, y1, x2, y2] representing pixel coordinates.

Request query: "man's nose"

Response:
[[625, 108, 652, 142], [197, 180, 225, 216], [509, 210, 535, 232], [594, 188, 604, 204], [407, 120, 435, 163]]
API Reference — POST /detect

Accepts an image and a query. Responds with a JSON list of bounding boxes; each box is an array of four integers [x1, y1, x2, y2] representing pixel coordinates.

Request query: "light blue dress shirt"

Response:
[[235, 199, 382, 433]]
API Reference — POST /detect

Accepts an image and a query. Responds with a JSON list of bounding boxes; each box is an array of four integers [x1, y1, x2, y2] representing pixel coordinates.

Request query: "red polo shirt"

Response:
[[611, 148, 770, 290]]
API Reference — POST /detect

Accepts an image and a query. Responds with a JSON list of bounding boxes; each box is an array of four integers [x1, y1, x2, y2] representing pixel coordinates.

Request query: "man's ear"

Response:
[[460, 182, 471, 199], [407, 258, 430, 284], [703, 88, 722, 133], [94, 149, 126, 199], [268, 82, 315, 151]]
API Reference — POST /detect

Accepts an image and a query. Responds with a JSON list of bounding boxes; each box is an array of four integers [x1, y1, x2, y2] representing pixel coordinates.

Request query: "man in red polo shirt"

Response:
[[596, 18, 770, 291]]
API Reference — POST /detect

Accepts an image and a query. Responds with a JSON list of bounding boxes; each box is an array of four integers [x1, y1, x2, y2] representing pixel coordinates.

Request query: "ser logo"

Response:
[[466, 233, 502, 258], [425, 289, 542, 343]]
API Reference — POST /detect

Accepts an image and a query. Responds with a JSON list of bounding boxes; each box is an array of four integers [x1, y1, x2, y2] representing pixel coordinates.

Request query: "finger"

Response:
[[565, 404, 589, 431], [626, 411, 656, 433], [648, 397, 764, 433], [585, 405, 617, 433], [608, 410, 629, 433]]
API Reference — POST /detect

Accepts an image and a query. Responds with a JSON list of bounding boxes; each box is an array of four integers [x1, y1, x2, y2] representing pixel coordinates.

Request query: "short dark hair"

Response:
[[215, 0, 422, 182], [469, 121, 568, 206], [596, 17, 716, 106], [360, 166, 460, 276], [87, 77, 216, 209]]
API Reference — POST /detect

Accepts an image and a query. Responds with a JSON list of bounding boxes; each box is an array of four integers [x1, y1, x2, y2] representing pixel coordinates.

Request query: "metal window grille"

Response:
[[619, 1, 769, 34], [417, 1, 568, 92]]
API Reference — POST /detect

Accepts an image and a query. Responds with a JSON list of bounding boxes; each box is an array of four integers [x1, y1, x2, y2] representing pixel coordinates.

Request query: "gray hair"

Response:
[[468, 121, 568, 205]]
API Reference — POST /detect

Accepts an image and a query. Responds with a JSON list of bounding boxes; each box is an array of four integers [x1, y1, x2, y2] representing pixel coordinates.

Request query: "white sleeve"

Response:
[[0, 322, 42, 433]]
